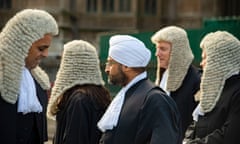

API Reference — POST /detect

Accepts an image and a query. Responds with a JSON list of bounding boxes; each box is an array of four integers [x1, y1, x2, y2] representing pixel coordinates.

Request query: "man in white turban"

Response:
[[98, 35, 182, 144], [0, 9, 58, 144]]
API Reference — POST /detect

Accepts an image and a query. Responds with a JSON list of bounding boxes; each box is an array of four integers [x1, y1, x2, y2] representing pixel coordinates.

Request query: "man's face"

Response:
[[25, 34, 53, 69], [105, 57, 127, 86], [155, 41, 172, 69]]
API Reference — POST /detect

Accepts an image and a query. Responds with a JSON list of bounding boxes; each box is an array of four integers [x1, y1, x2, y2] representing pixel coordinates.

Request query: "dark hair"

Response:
[[52, 84, 111, 115], [131, 67, 146, 73]]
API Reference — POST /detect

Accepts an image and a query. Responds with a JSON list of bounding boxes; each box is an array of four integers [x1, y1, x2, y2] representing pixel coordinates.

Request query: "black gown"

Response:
[[54, 91, 107, 144], [170, 65, 200, 135], [100, 79, 182, 144], [185, 74, 240, 144], [0, 80, 48, 144]]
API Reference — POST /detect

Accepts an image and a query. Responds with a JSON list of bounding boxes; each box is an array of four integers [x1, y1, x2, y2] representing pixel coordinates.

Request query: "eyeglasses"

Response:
[[105, 61, 118, 67]]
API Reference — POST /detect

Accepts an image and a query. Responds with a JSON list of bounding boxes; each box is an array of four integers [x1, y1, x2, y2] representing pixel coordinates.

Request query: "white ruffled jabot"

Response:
[[17, 67, 42, 114]]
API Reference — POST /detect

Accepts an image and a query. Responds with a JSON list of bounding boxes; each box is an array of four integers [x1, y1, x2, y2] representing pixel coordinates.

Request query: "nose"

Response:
[[105, 65, 110, 74], [155, 48, 161, 57], [200, 58, 206, 69], [200, 61, 204, 68]]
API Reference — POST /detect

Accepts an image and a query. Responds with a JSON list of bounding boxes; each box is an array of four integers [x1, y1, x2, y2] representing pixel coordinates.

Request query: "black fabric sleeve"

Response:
[[135, 90, 180, 144], [185, 90, 240, 144], [63, 94, 91, 144]]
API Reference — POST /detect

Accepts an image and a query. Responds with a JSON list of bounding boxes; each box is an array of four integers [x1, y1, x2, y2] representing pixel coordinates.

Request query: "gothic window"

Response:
[[0, 0, 11, 9], [144, 0, 156, 15], [119, 0, 130, 12], [87, 0, 97, 13], [102, 0, 114, 13], [220, 0, 240, 16]]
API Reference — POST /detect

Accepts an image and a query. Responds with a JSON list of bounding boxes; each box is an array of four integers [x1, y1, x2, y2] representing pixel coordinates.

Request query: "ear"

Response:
[[121, 65, 131, 72]]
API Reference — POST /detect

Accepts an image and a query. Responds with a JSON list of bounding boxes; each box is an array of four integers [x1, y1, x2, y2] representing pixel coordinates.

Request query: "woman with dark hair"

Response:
[[47, 40, 111, 144]]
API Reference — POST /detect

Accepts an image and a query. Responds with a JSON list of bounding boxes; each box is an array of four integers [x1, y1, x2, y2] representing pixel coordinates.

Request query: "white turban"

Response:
[[109, 35, 151, 67]]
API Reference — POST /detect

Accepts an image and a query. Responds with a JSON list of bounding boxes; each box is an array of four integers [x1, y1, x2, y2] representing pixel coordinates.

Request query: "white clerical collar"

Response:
[[122, 71, 147, 94], [159, 70, 170, 96]]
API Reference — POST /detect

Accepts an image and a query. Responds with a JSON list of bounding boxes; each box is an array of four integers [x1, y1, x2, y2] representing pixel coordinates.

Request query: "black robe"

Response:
[[54, 90, 107, 144], [0, 80, 48, 144], [185, 74, 240, 144], [100, 79, 182, 144], [170, 65, 200, 135]]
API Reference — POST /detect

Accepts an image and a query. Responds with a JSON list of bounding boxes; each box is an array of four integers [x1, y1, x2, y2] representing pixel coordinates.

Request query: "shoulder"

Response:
[[227, 74, 240, 83], [142, 87, 180, 118], [181, 65, 201, 89], [146, 87, 176, 107], [67, 90, 92, 108], [186, 65, 201, 80], [67, 88, 106, 111], [224, 74, 240, 92]]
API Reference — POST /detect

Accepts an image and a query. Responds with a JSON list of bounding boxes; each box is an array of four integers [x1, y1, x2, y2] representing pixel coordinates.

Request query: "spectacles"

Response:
[[105, 61, 118, 67]]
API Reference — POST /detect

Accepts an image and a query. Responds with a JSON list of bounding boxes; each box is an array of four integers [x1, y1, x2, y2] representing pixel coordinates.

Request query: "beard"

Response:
[[108, 66, 127, 86]]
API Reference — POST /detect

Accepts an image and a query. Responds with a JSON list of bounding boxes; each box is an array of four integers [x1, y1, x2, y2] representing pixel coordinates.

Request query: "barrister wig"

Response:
[[0, 9, 58, 104], [151, 26, 194, 91], [47, 40, 105, 119], [199, 31, 240, 113]]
